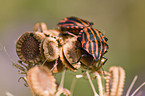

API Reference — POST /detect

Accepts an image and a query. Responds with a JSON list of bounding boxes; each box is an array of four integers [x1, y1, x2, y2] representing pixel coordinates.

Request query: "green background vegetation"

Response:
[[0, 0, 145, 96]]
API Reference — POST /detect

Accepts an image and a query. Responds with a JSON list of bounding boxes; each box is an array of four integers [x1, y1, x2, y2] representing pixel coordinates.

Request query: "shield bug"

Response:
[[57, 16, 93, 35], [76, 27, 109, 71]]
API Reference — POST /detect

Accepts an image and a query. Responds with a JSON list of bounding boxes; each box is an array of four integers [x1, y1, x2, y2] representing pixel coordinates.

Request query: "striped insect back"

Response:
[[78, 27, 109, 62], [57, 16, 93, 35]]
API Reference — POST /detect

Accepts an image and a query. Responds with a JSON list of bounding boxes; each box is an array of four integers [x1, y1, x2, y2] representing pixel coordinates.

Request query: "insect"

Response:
[[76, 27, 109, 70], [57, 16, 93, 35]]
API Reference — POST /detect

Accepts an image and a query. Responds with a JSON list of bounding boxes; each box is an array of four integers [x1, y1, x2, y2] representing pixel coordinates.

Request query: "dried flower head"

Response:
[[105, 66, 125, 96], [27, 65, 57, 96], [16, 31, 45, 64], [43, 29, 64, 46], [60, 37, 80, 71], [40, 37, 60, 62]]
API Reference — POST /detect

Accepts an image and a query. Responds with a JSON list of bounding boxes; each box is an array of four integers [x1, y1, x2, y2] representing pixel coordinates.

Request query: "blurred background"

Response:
[[0, 0, 145, 96]]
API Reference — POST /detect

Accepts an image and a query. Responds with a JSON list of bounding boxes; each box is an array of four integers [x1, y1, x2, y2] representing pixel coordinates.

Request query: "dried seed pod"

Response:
[[27, 65, 57, 96], [106, 66, 125, 96], [44, 29, 62, 37], [33, 22, 48, 32], [43, 29, 64, 46], [60, 47, 77, 71], [16, 31, 45, 64], [60, 37, 81, 71], [40, 37, 60, 62]]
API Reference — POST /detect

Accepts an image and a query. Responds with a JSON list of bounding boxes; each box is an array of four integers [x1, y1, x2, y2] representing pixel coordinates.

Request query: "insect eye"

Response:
[[16, 31, 45, 64]]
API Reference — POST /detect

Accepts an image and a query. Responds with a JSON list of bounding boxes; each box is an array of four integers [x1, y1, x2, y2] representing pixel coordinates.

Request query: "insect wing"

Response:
[[78, 27, 109, 61], [58, 16, 93, 35], [98, 31, 108, 42], [58, 16, 93, 28]]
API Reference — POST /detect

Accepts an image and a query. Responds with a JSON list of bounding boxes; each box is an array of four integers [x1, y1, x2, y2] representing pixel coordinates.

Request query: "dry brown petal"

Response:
[[16, 31, 45, 64], [27, 65, 57, 96], [33, 22, 48, 32], [105, 66, 125, 96]]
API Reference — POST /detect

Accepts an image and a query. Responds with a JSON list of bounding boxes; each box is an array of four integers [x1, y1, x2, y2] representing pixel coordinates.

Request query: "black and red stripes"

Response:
[[57, 16, 93, 35], [78, 27, 108, 61], [58, 16, 109, 65]]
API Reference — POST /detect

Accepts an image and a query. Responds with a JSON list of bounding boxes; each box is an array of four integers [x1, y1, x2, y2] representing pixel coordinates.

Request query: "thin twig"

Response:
[[94, 72, 104, 96], [0, 43, 16, 64], [70, 77, 77, 96], [131, 82, 145, 96], [126, 75, 138, 96], [86, 71, 99, 96], [56, 69, 66, 96], [5, 91, 14, 96]]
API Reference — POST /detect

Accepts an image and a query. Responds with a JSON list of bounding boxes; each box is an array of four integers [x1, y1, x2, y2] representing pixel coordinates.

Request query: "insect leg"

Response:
[[101, 56, 108, 65], [18, 77, 28, 87], [86, 59, 95, 70], [50, 58, 58, 71], [72, 54, 88, 64]]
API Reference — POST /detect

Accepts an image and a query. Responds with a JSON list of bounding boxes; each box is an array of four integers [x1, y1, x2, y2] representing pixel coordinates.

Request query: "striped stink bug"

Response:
[[76, 27, 109, 70], [57, 16, 93, 35]]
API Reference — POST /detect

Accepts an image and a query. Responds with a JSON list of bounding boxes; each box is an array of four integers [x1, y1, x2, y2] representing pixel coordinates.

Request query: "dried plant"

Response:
[[1, 22, 145, 96]]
